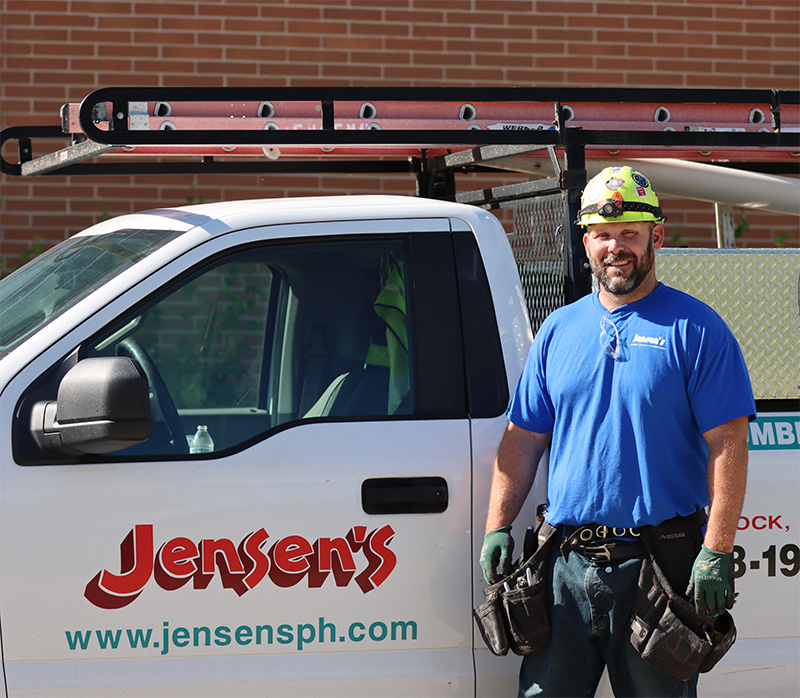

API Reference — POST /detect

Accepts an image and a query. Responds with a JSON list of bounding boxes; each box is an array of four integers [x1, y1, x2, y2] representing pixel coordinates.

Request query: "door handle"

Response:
[[361, 477, 448, 515]]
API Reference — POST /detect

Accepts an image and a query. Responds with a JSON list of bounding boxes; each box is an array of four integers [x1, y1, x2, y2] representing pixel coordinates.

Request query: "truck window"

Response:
[[87, 238, 413, 458], [0, 229, 183, 359]]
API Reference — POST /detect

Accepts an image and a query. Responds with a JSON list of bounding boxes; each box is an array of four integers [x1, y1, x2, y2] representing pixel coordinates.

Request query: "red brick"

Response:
[[716, 32, 780, 47], [33, 12, 94, 27], [70, 30, 134, 44], [34, 42, 94, 56], [535, 1, 594, 14], [774, 8, 800, 22], [351, 50, 409, 65], [199, 3, 259, 17], [476, 25, 536, 41], [569, 14, 637, 30], [536, 26, 594, 42], [288, 49, 350, 64], [71, 1, 132, 13], [442, 11, 501, 25], [351, 21, 412, 36], [745, 21, 800, 41], [96, 71, 159, 86], [773, 35, 800, 49], [322, 36, 384, 50], [385, 37, 445, 52], [347, 0, 405, 6], [0, 11, 32, 25], [132, 30, 196, 45], [11, 27, 69, 41], [135, 3, 197, 16], [288, 20, 349, 35], [165, 46, 225, 60], [322, 63, 383, 79], [668, 4, 713, 18], [135, 60, 197, 73], [98, 16, 159, 30], [507, 68, 566, 84], [254, 5, 322, 20], [479, 52, 535, 68], [224, 18, 281, 33], [744, 48, 799, 63], [226, 47, 285, 62], [773, 63, 800, 76], [513, 13, 566, 27], [687, 46, 747, 61], [412, 51, 474, 66], [384, 65, 446, 81], [5, 0, 68, 10], [656, 59, 715, 74], [257, 62, 321, 78], [626, 71, 685, 87], [325, 7, 382, 21], [161, 17, 224, 32], [257, 34, 318, 48], [711, 19, 764, 33]]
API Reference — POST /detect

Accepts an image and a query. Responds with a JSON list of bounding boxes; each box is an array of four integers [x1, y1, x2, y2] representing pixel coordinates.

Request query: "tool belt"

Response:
[[473, 521, 560, 657], [560, 523, 644, 562], [629, 511, 737, 681], [473, 509, 737, 673]]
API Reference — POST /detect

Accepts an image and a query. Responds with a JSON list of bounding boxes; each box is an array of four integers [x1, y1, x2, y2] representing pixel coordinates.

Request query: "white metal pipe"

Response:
[[487, 157, 800, 216]]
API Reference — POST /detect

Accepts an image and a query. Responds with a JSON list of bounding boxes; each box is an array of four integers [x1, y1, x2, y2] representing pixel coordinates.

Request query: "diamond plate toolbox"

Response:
[[657, 249, 799, 400]]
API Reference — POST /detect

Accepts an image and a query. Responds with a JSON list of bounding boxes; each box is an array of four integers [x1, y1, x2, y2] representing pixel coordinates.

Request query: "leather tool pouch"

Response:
[[473, 585, 509, 656], [629, 513, 736, 680], [474, 522, 559, 656]]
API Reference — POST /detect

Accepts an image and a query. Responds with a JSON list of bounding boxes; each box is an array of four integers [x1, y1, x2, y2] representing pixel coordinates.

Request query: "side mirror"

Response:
[[31, 357, 151, 456]]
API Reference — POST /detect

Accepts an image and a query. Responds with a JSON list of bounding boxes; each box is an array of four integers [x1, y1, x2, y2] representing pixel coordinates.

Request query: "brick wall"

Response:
[[1, 0, 798, 270]]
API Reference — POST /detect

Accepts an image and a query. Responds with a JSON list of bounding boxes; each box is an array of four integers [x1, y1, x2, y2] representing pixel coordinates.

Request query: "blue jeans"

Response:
[[519, 549, 698, 698]]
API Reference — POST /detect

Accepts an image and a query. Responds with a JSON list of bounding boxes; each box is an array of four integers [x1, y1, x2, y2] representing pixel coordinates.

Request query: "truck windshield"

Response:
[[0, 229, 183, 359]]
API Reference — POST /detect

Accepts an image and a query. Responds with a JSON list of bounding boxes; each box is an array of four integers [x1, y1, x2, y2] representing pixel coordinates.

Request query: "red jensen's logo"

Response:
[[85, 524, 396, 609]]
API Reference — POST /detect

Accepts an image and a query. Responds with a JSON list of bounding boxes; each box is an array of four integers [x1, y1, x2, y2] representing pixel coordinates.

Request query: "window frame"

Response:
[[14, 228, 474, 465]]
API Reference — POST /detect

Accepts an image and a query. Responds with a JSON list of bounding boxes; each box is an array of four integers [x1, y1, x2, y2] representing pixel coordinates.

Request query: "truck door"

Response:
[[0, 220, 477, 697]]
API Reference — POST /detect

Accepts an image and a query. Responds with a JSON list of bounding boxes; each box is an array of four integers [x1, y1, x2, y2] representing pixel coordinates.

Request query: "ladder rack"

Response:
[[2, 86, 798, 183], [3, 86, 798, 303]]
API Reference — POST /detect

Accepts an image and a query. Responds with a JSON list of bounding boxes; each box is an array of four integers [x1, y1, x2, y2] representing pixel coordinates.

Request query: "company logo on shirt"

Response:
[[631, 333, 666, 349]]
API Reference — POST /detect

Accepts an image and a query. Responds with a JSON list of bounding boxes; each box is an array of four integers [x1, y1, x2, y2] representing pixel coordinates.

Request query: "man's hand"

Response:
[[687, 545, 735, 623], [480, 526, 514, 585]]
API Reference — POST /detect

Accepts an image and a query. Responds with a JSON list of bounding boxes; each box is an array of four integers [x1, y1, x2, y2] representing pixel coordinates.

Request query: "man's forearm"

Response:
[[703, 416, 750, 553], [485, 423, 550, 533]]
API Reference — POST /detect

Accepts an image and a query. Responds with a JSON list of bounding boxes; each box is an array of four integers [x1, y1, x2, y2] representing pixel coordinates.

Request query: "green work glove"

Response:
[[480, 525, 514, 586], [686, 545, 735, 624]]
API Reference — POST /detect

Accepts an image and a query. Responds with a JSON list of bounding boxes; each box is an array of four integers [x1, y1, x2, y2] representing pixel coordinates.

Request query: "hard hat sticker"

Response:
[[584, 180, 603, 202]]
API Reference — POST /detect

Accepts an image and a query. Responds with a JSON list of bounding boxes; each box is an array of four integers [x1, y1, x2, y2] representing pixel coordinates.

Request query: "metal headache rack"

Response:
[[2, 86, 799, 302]]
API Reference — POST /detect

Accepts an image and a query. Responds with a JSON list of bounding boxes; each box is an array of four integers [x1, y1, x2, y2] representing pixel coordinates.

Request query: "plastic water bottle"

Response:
[[190, 425, 214, 454]]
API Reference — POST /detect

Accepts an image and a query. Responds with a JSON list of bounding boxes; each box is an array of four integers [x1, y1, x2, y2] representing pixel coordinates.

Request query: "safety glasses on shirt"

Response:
[[600, 311, 621, 359]]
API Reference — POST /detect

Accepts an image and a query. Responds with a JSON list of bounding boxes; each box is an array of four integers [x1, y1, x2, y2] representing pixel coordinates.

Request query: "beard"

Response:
[[590, 234, 655, 296]]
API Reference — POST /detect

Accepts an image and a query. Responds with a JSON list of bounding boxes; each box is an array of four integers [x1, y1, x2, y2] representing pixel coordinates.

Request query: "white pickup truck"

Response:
[[0, 194, 797, 697]]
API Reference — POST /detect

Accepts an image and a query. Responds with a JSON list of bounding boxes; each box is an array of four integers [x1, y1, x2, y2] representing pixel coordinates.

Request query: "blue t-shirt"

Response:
[[507, 283, 756, 528]]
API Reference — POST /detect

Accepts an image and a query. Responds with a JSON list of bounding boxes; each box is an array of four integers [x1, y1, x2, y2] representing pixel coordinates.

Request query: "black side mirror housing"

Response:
[[31, 356, 151, 456]]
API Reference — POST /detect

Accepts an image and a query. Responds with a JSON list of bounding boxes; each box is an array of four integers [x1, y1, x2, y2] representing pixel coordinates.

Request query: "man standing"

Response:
[[480, 166, 755, 697]]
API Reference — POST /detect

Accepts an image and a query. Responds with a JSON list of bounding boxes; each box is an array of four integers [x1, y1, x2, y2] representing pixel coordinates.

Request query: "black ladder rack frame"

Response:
[[2, 86, 799, 302]]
